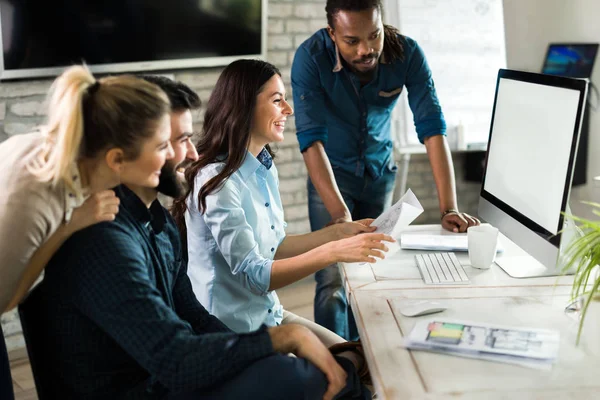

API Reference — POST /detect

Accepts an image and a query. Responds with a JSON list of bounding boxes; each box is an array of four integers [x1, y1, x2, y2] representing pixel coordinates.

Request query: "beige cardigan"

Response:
[[0, 132, 83, 312]]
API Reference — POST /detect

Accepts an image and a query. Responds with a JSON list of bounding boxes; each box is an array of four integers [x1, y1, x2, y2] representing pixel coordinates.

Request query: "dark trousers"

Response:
[[167, 354, 370, 400], [308, 164, 397, 341], [1, 329, 15, 400]]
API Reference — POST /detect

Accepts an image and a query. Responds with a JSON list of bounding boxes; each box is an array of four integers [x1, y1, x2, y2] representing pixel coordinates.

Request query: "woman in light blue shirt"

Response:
[[171, 60, 393, 345]]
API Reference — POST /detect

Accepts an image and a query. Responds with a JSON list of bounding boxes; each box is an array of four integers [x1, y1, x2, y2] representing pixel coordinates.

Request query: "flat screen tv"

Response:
[[0, 0, 266, 80], [541, 43, 599, 79]]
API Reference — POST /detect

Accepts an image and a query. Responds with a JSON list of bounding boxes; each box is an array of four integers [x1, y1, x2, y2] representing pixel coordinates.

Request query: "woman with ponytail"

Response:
[[0, 65, 173, 313]]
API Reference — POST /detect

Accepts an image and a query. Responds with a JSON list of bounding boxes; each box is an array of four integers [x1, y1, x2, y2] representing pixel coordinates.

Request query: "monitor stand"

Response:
[[496, 207, 581, 278], [495, 255, 569, 278]]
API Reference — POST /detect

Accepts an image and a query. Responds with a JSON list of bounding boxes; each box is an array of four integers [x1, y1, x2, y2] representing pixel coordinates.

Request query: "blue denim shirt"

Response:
[[186, 149, 286, 333], [291, 29, 446, 179]]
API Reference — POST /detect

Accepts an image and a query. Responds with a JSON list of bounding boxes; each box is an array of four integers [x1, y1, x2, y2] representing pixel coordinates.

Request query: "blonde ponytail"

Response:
[[29, 65, 95, 191], [29, 65, 170, 193]]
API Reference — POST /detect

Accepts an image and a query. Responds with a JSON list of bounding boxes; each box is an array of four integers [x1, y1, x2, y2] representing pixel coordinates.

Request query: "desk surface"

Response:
[[341, 225, 598, 400], [341, 225, 573, 294]]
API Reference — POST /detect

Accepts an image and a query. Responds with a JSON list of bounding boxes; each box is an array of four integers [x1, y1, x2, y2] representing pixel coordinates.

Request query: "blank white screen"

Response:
[[484, 78, 581, 235]]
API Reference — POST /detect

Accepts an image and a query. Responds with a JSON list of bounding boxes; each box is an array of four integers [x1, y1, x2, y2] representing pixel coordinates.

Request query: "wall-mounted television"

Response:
[[0, 0, 266, 80], [542, 43, 599, 79]]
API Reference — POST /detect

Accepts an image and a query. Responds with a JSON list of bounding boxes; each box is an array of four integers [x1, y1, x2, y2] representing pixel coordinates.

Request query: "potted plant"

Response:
[[561, 202, 600, 345]]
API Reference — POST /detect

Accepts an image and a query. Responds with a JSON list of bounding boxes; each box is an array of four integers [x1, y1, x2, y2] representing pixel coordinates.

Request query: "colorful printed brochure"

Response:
[[404, 319, 560, 369]]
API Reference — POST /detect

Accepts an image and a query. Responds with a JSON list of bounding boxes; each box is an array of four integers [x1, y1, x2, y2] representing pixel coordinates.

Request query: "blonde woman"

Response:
[[0, 65, 174, 313]]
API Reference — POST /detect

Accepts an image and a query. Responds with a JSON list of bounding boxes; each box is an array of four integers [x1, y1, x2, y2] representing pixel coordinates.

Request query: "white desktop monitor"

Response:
[[478, 69, 588, 278]]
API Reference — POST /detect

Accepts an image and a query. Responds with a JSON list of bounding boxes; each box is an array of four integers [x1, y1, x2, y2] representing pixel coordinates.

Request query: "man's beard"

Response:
[[156, 162, 185, 198], [344, 53, 379, 80]]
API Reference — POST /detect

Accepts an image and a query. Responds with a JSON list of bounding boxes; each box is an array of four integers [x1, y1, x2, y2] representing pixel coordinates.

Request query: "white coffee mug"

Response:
[[467, 225, 499, 269]]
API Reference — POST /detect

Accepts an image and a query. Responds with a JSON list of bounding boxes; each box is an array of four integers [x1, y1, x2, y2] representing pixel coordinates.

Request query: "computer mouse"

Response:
[[398, 301, 447, 317]]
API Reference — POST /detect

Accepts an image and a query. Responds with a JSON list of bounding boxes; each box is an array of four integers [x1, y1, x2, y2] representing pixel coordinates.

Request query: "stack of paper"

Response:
[[400, 225, 504, 253], [404, 318, 560, 369]]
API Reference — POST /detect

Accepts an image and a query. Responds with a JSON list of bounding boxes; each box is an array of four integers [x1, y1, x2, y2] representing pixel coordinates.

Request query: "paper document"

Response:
[[400, 225, 504, 253], [372, 188, 423, 237], [404, 318, 560, 370]]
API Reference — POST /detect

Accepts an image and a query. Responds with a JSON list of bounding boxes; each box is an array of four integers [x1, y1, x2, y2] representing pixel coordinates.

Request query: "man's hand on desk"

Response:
[[441, 211, 480, 233]]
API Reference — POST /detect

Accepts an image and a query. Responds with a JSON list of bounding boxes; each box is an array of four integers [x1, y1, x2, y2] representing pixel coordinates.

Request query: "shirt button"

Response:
[[271, 247, 275, 252], [300, 95, 305, 100], [268, 309, 272, 313], [265, 202, 270, 207], [271, 225, 275, 230], [362, 112, 366, 117], [361, 128, 366, 132]]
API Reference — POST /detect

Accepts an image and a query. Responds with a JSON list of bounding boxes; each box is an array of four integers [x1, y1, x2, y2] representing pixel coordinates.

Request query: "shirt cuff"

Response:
[[239, 253, 274, 296], [297, 127, 328, 152], [256, 258, 273, 295], [416, 118, 447, 143]]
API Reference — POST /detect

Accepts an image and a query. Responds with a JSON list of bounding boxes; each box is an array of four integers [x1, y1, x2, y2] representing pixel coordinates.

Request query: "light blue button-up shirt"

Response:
[[186, 149, 286, 332]]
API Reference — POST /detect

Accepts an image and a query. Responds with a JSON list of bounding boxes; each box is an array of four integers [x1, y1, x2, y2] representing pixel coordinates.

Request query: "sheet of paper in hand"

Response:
[[366, 189, 424, 260], [372, 188, 423, 237]]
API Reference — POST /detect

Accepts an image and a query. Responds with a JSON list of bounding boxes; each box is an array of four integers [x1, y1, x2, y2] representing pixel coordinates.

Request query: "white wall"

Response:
[[503, 0, 600, 220]]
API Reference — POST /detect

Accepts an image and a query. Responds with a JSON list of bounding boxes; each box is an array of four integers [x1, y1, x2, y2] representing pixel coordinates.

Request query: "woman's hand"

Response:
[[335, 218, 376, 239], [66, 190, 120, 234], [328, 232, 395, 264]]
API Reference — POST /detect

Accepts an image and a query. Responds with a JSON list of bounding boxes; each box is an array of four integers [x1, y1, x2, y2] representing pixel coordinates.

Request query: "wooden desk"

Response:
[[341, 225, 574, 294], [340, 225, 599, 399]]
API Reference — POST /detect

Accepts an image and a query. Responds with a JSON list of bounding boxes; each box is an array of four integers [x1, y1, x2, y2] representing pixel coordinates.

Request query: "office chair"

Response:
[[1, 326, 15, 400]]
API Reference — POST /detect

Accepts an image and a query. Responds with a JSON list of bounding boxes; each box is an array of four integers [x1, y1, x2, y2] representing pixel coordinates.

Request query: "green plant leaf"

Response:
[[561, 202, 600, 345]]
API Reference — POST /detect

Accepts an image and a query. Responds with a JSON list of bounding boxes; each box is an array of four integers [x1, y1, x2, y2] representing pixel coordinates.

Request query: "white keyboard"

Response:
[[415, 252, 470, 285]]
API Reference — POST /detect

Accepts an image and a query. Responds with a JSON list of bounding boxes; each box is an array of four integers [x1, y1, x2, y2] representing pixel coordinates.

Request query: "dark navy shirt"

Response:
[[291, 29, 446, 179], [35, 185, 274, 399]]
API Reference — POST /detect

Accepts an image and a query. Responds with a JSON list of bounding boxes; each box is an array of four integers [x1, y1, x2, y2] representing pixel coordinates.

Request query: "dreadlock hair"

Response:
[[325, 0, 405, 62]]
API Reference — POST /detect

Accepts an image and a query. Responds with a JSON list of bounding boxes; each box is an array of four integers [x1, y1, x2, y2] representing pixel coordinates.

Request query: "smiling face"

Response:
[[156, 109, 199, 197], [248, 74, 293, 154], [328, 6, 384, 75], [119, 114, 174, 189]]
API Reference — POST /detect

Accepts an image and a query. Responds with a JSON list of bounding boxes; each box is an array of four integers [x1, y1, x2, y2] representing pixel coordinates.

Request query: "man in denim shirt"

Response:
[[291, 0, 480, 340]]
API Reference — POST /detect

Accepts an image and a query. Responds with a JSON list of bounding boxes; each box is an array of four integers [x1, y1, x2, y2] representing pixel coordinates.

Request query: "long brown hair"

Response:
[[171, 59, 281, 240]]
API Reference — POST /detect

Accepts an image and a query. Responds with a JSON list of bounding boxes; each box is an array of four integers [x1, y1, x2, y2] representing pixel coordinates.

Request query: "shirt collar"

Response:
[[256, 147, 273, 170], [63, 162, 87, 223], [116, 185, 166, 233], [239, 149, 270, 180]]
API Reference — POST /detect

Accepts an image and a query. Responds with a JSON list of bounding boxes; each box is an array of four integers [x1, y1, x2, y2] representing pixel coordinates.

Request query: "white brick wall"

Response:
[[0, 0, 481, 351], [10, 100, 46, 117]]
